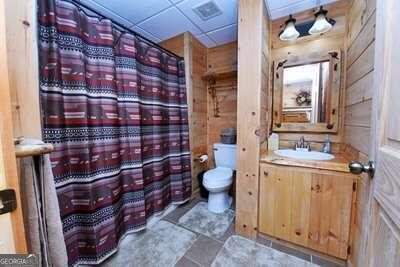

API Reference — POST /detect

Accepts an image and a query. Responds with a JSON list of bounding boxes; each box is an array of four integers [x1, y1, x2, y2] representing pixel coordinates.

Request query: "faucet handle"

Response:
[[306, 143, 312, 152]]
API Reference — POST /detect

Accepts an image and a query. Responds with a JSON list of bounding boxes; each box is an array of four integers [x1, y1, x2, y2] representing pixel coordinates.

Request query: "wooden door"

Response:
[[0, 0, 27, 253], [367, 0, 400, 265]]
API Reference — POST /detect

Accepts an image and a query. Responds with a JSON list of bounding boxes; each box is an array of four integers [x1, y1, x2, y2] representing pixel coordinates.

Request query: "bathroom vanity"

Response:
[[259, 151, 358, 259], [255, 43, 359, 260]]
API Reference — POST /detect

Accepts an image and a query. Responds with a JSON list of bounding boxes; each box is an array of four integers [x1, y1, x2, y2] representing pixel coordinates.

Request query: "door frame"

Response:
[[0, 0, 27, 254]]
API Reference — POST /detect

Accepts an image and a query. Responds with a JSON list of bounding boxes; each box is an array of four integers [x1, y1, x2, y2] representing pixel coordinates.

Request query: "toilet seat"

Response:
[[203, 167, 233, 188]]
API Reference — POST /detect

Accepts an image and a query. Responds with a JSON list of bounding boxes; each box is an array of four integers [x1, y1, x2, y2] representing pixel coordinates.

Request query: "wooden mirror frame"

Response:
[[272, 50, 341, 133]]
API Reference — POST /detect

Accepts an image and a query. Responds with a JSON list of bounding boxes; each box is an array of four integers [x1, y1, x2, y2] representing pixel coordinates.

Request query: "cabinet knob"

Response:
[[263, 169, 268, 176]]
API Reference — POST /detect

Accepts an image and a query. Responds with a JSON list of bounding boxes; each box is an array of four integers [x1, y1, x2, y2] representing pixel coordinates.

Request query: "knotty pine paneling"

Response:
[[207, 42, 237, 73], [346, 42, 375, 88], [206, 42, 237, 168], [347, 12, 376, 67], [346, 71, 374, 106], [271, 1, 348, 50], [344, 0, 376, 266], [344, 0, 375, 157], [5, 0, 41, 139], [206, 78, 237, 168], [0, 0, 32, 251], [236, 0, 270, 239], [270, 0, 348, 148], [158, 34, 184, 56]]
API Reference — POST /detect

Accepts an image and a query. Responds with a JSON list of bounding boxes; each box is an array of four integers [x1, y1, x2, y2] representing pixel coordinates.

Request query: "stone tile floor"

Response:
[[164, 196, 346, 267]]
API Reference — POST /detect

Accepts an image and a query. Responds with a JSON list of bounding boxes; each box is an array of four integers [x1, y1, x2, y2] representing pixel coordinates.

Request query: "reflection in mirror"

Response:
[[282, 61, 329, 124]]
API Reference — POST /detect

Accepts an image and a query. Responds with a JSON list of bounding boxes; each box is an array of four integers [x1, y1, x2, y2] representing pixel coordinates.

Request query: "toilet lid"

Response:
[[203, 167, 233, 186]]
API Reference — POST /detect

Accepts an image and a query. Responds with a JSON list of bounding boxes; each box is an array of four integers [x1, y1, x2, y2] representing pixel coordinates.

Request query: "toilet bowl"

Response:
[[203, 143, 237, 213], [203, 167, 233, 213]]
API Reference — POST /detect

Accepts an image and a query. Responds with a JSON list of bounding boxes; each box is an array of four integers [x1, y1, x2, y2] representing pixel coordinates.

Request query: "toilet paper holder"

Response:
[[194, 154, 208, 163]]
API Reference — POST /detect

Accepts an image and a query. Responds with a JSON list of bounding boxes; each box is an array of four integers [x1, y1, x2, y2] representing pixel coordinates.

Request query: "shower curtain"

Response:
[[38, 0, 192, 265]]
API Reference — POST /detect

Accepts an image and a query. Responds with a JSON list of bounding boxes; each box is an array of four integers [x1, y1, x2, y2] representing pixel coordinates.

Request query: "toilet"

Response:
[[203, 143, 237, 213]]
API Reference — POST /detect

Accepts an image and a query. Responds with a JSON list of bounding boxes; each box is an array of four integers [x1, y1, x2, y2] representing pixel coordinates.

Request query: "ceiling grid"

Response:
[[79, 0, 339, 48]]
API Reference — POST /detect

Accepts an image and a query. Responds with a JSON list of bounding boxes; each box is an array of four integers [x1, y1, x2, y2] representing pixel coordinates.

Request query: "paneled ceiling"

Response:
[[79, 0, 339, 48]]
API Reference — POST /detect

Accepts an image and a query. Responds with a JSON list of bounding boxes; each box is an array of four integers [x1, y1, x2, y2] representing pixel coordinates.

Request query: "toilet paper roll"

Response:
[[199, 154, 208, 163]]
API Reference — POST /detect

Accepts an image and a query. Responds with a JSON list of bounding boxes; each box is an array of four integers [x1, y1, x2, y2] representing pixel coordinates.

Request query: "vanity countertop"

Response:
[[260, 150, 352, 173]]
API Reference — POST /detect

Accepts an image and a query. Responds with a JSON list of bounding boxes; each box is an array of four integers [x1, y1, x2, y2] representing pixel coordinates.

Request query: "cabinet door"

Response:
[[259, 164, 312, 245], [308, 173, 354, 259], [259, 163, 277, 236], [290, 171, 312, 246], [259, 164, 354, 259]]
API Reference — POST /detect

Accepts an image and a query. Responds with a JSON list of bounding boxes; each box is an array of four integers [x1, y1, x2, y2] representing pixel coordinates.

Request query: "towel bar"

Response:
[[14, 137, 53, 158]]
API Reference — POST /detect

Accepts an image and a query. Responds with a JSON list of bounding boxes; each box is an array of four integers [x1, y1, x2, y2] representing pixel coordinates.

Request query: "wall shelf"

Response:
[[202, 68, 237, 81]]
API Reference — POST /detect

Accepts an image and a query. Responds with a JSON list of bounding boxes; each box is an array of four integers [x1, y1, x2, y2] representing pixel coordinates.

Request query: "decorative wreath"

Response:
[[295, 90, 312, 106]]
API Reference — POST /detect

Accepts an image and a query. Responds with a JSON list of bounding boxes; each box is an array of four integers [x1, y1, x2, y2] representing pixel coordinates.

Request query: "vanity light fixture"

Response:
[[309, 6, 333, 35], [279, 15, 300, 41]]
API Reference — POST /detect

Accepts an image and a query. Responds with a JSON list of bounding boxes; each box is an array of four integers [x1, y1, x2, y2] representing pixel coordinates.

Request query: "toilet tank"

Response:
[[213, 143, 237, 170]]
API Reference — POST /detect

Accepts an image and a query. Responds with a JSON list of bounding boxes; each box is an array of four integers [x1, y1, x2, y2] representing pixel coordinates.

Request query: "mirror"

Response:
[[273, 50, 341, 133], [282, 61, 329, 123]]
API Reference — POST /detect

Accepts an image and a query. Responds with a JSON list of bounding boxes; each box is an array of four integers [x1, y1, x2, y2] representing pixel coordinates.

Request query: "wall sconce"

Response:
[[279, 15, 300, 41], [278, 7, 336, 41], [309, 6, 333, 35]]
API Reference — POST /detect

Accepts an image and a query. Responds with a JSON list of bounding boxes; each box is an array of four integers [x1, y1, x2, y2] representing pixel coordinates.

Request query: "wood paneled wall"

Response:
[[160, 33, 208, 193], [161, 36, 239, 191], [3, 0, 43, 252], [270, 0, 348, 149], [206, 42, 237, 167], [207, 42, 237, 73], [344, 0, 376, 266], [5, 0, 41, 139], [236, 0, 270, 239]]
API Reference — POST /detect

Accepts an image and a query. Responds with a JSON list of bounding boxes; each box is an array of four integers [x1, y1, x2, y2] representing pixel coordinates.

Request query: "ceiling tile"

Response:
[[130, 26, 161, 43], [80, 0, 135, 27], [177, 0, 237, 32], [195, 34, 217, 47], [266, 0, 340, 19], [207, 24, 237, 45], [267, 0, 305, 11], [137, 7, 201, 40], [270, 0, 316, 19], [90, 0, 172, 24], [319, 0, 341, 6]]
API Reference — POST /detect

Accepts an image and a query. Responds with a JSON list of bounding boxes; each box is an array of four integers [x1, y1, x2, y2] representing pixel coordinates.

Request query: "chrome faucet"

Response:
[[295, 136, 311, 151]]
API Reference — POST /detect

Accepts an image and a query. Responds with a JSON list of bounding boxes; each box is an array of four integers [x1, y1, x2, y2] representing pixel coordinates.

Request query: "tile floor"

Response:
[[165, 196, 345, 267], [178, 201, 235, 239], [212, 235, 317, 267], [102, 196, 346, 267]]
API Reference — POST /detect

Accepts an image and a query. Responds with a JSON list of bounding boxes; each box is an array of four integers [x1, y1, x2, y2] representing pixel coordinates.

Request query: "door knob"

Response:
[[349, 161, 375, 178]]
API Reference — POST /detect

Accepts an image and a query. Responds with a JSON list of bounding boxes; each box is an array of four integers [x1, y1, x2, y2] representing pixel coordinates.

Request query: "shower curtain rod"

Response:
[[70, 0, 184, 59]]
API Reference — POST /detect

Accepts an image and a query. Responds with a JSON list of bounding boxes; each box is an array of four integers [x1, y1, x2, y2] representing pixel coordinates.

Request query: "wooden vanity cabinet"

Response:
[[259, 163, 356, 259]]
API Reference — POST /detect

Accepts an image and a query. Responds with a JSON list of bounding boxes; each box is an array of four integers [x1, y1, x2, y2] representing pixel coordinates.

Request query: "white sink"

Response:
[[274, 149, 335, 161]]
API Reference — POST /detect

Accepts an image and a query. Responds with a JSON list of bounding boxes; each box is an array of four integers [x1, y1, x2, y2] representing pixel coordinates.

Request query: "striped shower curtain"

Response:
[[38, 0, 191, 265]]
